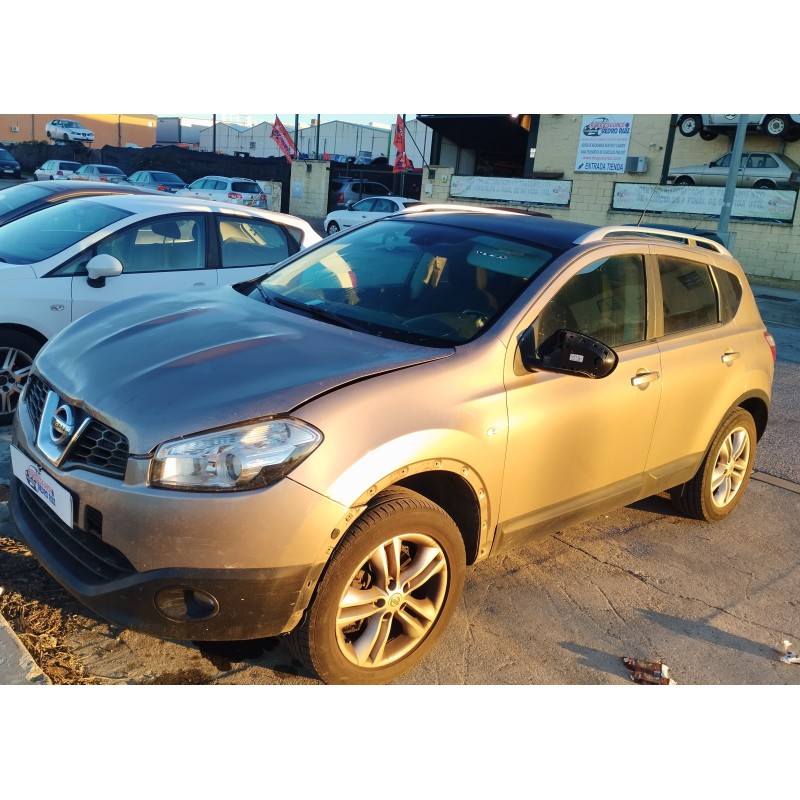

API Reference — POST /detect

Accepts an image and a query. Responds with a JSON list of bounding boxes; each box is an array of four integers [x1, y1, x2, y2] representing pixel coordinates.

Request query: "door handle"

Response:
[[631, 370, 660, 387], [721, 350, 741, 365]]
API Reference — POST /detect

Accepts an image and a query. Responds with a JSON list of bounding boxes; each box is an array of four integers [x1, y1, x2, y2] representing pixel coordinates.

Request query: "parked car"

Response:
[[8, 210, 775, 684], [324, 196, 423, 234], [677, 114, 800, 141], [127, 170, 187, 193], [34, 160, 82, 181], [0, 179, 154, 229], [69, 164, 129, 184], [0, 147, 21, 179], [667, 151, 800, 189], [45, 119, 95, 143], [176, 176, 267, 207], [328, 177, 392, 210], [0, 193, 321, 423]]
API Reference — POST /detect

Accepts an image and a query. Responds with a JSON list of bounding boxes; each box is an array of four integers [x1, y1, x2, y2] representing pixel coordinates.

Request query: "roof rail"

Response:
[[573, 225, 731, 256]]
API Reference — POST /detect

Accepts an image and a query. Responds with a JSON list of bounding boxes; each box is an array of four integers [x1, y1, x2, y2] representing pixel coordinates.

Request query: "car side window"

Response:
[[658, 256, 718, 334], [537, 254, 647, 349], [373, 198, 395, 213], [96, 215, 206, 273], [218, 218, 292, 268], [352, 199, 376, 212]]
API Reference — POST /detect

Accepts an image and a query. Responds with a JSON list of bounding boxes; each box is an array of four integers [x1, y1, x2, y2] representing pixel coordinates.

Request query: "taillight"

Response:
[[157, 185, 167, 192], [764, 331, 777, 361], [336, 192, 344, 203], [99, 176, 109, 181], [228, 192, 243, 200], [56, 170, 63, 176], [258, 193, 266, 201]]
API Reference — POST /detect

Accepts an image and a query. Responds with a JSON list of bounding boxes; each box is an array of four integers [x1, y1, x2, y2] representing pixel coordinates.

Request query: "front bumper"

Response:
[[10, 394, 349, 641], [11, 477, 311, 640]]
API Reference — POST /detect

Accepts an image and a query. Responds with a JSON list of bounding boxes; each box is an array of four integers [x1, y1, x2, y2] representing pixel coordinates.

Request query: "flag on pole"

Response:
[[393, 115, 405, 152], [271, 116, 296, 163], [393, 115, 410, 172]]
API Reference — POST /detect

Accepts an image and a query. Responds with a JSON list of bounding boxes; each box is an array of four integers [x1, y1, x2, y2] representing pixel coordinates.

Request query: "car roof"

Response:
[[391, 208, 598, 248], [73, 192, 314, 227]]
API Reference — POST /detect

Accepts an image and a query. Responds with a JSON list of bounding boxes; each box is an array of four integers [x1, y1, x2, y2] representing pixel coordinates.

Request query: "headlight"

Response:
[[150, 418, 322, 492]]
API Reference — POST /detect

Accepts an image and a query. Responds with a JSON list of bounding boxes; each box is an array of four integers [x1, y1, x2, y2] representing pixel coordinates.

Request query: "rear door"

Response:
[[645, 249, 748, 473]]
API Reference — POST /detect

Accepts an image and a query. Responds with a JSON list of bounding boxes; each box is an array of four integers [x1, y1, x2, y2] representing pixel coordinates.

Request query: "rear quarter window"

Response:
[[712, 265, 743, 324], [658, 256, 719, 334]]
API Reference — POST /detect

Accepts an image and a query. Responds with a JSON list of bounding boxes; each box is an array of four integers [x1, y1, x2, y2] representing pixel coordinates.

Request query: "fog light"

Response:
[[155, 587, 219, 622]]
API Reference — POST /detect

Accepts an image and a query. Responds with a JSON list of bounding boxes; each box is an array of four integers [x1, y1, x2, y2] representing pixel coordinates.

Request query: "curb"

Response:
[[0, 610, 51, 685]]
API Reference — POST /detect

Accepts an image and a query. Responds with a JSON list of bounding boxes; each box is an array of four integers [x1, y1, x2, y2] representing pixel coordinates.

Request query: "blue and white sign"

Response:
[[576, 115, 633, 173]]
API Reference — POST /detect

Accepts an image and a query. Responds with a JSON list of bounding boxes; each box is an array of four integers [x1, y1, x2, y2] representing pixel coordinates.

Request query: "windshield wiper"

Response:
[[269, 293, 368, 332]]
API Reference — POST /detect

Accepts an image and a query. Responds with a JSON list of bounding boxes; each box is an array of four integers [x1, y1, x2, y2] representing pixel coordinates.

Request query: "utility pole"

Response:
[[717, 115, 750, 247], [212, 113, 217, 154]]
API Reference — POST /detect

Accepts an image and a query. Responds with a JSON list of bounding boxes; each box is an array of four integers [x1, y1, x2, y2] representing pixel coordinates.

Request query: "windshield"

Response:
[[0, 198, 131, 264], [253, 218, 558, 345]]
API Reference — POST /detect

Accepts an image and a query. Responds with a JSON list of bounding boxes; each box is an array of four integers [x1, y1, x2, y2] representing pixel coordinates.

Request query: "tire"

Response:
[[678, 115, 702, 137], [291, 487, 466, 684], [674, 176, 694, 186], [326, 221, 340, 235], [63, 134, 69, 142], [669, 407, 757, 523], [753, 180, 775, 190], [0, 331, 43, 426], [699, 129, 718, 141], [762, 115, 787, 138]]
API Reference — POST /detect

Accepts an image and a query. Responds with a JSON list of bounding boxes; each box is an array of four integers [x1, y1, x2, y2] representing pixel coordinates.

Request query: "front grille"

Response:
[[64, 421, 129, 478], [17, 483, 136, 585], [25, 375, 130, 479]]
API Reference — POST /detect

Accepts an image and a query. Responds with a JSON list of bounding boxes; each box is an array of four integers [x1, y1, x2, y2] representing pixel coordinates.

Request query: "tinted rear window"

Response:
[[99, 166, 125, 175], [61, 162, 81, 170], [231, 182, 262, 194]]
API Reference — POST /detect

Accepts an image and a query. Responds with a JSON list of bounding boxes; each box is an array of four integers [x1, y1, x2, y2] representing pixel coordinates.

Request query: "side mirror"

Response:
[[86, 253, 123, 288], [345, 201, 354, 210], [519, 327, 618, 379]]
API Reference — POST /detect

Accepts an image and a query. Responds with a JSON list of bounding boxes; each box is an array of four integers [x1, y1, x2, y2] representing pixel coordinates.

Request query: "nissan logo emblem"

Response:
[[50, 404, 75, 445]]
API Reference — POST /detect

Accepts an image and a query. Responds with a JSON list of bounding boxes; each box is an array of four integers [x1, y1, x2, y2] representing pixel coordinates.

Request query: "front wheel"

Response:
[[669, 407, 757, 522], [291, 487, 466, 684], [326, 221, 340, 235], [0, 331, 42, 426], [62, 134, 69, 142], [673, 176, 694, 186], [699, 129, 718, 141], [678, 115, 702, 137], [753, 180, 775, 190]]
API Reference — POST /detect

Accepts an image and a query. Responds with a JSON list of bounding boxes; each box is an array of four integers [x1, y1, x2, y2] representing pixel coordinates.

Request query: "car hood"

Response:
[[35, 285, 451, 454], [0, 263, 36, 279]]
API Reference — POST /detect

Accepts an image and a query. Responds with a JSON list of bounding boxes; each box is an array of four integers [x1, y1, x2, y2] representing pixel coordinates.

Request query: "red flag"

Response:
[[270, 116, 296, 164], [393, 152, 414, 172], [393, 115, 405, 153]]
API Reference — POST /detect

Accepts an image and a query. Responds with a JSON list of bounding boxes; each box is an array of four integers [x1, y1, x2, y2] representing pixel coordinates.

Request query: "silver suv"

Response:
[[9, 209, 776, 684]]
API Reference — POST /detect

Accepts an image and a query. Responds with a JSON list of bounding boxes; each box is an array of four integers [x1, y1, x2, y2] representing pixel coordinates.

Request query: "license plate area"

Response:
[[10, 444, 74, 528]]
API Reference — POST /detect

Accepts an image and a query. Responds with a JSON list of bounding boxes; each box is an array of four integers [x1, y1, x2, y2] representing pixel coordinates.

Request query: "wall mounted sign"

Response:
[[612, 183, 797, 222], [576, 115, 634, 173], [450, 175, 571, 206]]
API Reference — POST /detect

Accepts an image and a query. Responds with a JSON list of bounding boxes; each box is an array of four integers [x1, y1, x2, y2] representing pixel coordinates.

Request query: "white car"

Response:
[[323, 196, 423, 235], [45, 119, 95, 143], [0, 194, 321, 423], [677, 114, 800, 141], [34, 160, 82, 181], [176, 176, 267, 207]]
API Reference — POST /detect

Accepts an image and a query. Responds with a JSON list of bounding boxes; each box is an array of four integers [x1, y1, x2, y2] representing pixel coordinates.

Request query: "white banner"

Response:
[[450, 175, 571, 206], [576, 115, 633, 173], [612, 183, 797, 222]]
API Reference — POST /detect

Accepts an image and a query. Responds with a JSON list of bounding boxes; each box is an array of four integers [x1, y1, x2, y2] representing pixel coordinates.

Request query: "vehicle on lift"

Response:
[[677, 114, 800, 142]]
